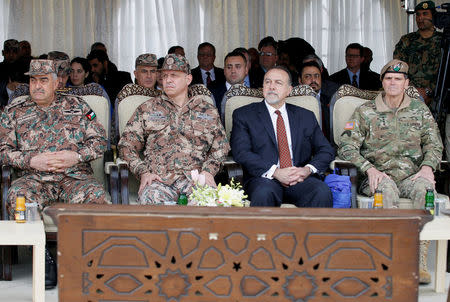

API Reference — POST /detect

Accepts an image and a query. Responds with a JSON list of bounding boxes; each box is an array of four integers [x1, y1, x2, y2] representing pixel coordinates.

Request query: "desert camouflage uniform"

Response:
[[0, 93, 108, 216], [118, 93, 229, 204], [393, 30, 442, 93], [338, 92, 443, 208]]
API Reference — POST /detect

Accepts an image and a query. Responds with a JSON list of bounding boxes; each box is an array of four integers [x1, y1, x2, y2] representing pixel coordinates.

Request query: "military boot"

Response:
[[45, 247, 57, 289], [419, 240, 431, 284]]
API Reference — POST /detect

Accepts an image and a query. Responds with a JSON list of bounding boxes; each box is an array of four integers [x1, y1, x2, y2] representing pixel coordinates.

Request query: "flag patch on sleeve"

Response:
[[86, 110, 96, 121], [344, 121, 355, 130]]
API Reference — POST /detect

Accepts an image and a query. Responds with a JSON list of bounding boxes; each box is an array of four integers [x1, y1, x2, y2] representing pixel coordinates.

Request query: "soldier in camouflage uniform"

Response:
[[393, 1, 442, 106], [338, 59, 443, 284], [0, 59, 108, 217], [118, 54, 229, 204], [48, 51, 71, 89]]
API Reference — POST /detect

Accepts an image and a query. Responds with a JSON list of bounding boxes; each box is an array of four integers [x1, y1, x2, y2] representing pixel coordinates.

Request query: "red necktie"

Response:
[[275, 110, 292, 168], [206, 71, 212, 87]]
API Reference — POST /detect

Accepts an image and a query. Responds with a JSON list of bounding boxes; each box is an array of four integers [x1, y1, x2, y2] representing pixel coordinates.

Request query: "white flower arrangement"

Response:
[[188, 172, 249, 207]]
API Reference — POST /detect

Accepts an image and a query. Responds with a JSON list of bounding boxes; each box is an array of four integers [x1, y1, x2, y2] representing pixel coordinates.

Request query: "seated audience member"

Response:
[[168, 45, 185, 56], [90, 41, 108, 54], [231, 66, 334, 207], [133, 53, 158, 89], [0, 61, 29, 106], [0, 39, 20, 82], [87, 49, 132, 103], [233, 47, 259, 88], [338, 59, 443, 284], [69, 57, 91, 86], [298, 61, 339, 140], [0, 59, 108, 289], [210, 51, 248, 119], [191, 42, 225, 89], [156, 57, 164, 90], [17, 40, 33, 67], [48, 51, 71, 89], [277, 46, 298, 86], [302, 54, 330, 79], [252, 36, 279, 88], [118, 54, 229, 205], [330, 43, 381, 90], [248, 47, 260, 71]]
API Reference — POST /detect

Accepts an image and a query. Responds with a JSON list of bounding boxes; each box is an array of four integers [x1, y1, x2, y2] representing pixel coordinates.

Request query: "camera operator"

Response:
[[394, 1, 442, 106]]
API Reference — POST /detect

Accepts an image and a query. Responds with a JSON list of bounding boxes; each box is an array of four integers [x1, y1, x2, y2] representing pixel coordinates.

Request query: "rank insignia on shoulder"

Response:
[[86, 110, 96, 120], [344, 121, 355, 130]]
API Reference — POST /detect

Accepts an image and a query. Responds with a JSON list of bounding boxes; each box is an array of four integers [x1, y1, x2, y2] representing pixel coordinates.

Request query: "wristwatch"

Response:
[[425, 88, 433, 97], [77, 153, 83, 163]]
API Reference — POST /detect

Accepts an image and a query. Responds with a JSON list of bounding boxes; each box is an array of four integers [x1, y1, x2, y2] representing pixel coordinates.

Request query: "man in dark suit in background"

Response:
[[210, 51, 248, 120], [190, 42, 225, 89], [298, 61, 339, 140], [231, 66, 334, 207], [330, 43, 381, 91]]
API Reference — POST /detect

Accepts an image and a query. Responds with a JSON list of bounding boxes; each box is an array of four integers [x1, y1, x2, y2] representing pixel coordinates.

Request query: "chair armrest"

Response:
[[223, 156, 243, 184], [104, 161, 120, 205], [2, 165, 11, 220], [116, 158, 130, 205], [334, 160, 358, 208]]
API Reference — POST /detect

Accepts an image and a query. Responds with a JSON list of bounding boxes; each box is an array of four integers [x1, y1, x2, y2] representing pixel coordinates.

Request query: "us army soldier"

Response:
[[118, 54, 229, 204], [338, 59, 443, 284], [0, 59, 108, 216]]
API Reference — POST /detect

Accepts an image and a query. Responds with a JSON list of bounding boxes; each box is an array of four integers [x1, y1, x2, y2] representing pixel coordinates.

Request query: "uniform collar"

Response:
[[375, 92, 411, 112]]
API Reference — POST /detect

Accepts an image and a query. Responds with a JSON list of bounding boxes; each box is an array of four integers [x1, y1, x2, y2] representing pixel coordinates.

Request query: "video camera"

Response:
[[433, 3, 449, 35]]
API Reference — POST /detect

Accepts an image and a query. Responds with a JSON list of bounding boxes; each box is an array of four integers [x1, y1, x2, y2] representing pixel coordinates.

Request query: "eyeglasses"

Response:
[[259, 52, 275, 57], [345, 54, 361, 59]]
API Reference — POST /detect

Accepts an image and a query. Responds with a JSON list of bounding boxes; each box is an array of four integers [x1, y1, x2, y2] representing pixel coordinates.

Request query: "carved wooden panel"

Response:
[[55, 206, 428, 302]]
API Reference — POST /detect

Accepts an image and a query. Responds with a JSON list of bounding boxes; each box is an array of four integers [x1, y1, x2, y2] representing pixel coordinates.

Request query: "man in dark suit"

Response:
[[210, 51, 248, 120], [298, 61, 339, 141], [190, 42, 225, 89], [330, 43, 381, 91], [231, 66, 334, 207]]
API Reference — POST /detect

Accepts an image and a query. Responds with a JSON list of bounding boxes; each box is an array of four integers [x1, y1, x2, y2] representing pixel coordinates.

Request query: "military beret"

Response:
[[25, 59, 57, 76], [380, 59, 409, 80], [161, 54, 191, 74], [3, 39, 19, 52], [415, 1, 435, 12], [48, 51, 71, 76], [135, 53, 158, 68]]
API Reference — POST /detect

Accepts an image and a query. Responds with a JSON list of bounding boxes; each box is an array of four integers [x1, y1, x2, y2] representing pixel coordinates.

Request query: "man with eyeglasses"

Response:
[[330, 43, 381, 91], [191, 42, 225, 89], [250, 36, 279, 88]]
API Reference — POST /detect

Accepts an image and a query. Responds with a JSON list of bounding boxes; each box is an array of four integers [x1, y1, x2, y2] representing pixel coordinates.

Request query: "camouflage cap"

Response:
[[161, 54, 191, 74], [415, 1, 435, 12], [380, 59, 409, 80], [135, 53, 158, 68], [25, 59, 57, 76], [3, 39, 19, 52], [48, 51, 71, 76]]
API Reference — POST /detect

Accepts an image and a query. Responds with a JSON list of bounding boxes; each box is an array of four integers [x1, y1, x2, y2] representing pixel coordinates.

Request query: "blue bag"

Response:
[[324, 171, 352, 208]]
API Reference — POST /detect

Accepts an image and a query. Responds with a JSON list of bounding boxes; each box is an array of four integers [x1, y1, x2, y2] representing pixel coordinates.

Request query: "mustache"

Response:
[[32, 89, 45, 94]]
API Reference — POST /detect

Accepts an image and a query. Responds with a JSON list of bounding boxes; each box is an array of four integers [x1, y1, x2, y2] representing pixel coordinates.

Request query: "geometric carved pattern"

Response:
[[57, 209, 425, 301]]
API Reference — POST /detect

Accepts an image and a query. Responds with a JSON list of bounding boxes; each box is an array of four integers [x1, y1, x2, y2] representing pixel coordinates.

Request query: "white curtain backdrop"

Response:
[[2, 0, 439, 77]]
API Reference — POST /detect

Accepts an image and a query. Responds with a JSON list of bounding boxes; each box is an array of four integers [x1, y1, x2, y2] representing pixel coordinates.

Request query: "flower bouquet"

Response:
[[188, 171, 249, 207]]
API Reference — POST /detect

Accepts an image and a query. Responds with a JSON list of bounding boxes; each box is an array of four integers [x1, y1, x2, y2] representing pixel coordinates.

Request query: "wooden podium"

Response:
[[45, 204, 431, 301]]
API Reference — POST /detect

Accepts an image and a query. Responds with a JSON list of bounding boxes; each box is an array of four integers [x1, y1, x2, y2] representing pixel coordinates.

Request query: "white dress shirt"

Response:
[[262, 100, 317, 179]]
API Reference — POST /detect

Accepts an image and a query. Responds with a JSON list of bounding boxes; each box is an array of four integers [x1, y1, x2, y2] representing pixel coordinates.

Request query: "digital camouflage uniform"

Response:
[[0, 60, 108, 216], [118, 54, 230, 205], [338, 92, 443, 208]]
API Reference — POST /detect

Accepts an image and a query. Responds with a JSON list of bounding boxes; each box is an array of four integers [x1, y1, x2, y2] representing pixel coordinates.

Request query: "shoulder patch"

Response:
[[86, 110, 96, 120], [344, 121, 355, 130]]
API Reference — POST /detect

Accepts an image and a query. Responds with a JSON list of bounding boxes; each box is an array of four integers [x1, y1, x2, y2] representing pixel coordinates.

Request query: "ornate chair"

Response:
[[0, 84, 119, 280], [330, 84, 448, 208], [223, 84, 320, 182], [116, 84, 214, 205]]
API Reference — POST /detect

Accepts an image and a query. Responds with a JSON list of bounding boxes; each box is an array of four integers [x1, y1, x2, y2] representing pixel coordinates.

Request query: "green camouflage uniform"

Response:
[[118, 93, 229, 204], [338, 92, 443, 208], [393, 30, 442, 93], [0, 93, 108, 216]]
